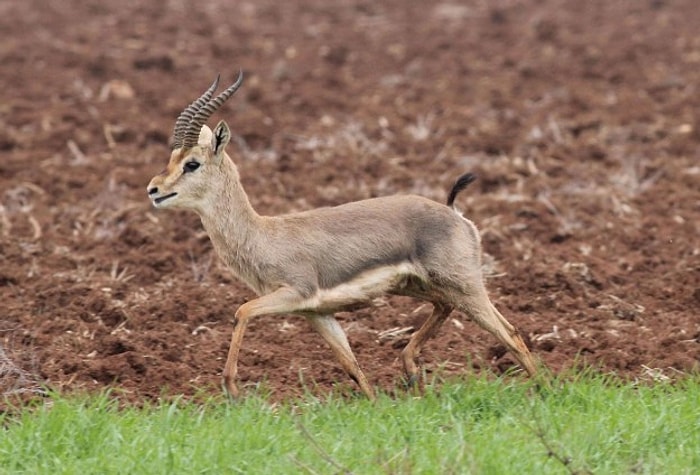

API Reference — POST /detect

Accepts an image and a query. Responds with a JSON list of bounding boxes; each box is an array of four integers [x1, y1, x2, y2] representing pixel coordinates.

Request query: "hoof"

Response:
[[222, 378, 240, 400], [404, 374, 419, 388]]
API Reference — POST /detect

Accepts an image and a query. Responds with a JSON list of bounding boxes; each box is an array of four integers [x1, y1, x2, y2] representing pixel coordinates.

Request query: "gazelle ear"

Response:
[[211, 120, 230, 164], [198, 124, 213, 146]]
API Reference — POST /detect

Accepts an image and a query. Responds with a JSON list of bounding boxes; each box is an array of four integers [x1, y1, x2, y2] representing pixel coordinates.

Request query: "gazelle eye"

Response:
[[183, 161, 200, 173]]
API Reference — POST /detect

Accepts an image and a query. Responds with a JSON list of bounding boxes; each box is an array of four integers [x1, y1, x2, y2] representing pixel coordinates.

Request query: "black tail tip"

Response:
[[456, 173, 477, 187], [446, 173, 477, 207]]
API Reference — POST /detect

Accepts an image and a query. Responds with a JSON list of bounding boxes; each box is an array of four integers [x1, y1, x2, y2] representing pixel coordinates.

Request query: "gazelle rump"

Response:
[[147, 73, 540, 399]]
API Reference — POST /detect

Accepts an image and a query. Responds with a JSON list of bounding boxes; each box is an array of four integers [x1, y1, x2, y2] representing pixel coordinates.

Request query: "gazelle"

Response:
[[147, 72, 540, 400]]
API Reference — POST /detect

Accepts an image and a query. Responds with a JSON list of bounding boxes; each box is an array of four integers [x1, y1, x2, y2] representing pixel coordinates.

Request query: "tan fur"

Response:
[[148, 121, 542, 400]]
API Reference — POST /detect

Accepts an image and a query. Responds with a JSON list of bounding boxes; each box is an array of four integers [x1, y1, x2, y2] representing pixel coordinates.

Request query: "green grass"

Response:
[[1, 373, 699, 474]]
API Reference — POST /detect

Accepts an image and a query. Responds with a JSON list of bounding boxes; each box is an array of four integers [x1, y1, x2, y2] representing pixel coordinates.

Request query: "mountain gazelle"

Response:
[[147, 72, 540, 400]]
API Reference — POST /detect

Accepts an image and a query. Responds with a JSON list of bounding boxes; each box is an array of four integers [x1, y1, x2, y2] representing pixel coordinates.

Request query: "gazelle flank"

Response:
[[147, 72, 542, 400]]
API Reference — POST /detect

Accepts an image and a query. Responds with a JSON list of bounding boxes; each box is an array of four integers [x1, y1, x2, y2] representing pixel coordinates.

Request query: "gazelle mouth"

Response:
[[154, 192, 177, 205]]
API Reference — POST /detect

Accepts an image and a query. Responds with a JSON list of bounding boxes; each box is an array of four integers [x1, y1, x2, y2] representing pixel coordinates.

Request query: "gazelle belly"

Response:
[[300, 262, 417, 313]]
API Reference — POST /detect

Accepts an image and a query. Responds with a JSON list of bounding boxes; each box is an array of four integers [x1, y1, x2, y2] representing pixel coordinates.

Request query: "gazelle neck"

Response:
[[197, 153, 262, 259]]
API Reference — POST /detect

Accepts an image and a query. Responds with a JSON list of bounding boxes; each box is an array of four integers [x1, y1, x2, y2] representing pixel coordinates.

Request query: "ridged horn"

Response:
[[181, 70, 244, 150], [171, 75, 220, 150]]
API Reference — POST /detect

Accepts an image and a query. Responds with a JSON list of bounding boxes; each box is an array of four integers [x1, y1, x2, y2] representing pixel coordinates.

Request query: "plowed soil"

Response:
[[1, 0, 699, 403]]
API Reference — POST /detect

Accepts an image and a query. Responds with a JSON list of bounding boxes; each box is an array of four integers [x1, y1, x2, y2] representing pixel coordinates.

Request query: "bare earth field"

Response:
[[1, 0, 698, 402]]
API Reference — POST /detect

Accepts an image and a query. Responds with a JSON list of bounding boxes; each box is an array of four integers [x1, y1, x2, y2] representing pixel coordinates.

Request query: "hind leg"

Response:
[[401, 302, 453, 387], [455, 289, 538, 376]]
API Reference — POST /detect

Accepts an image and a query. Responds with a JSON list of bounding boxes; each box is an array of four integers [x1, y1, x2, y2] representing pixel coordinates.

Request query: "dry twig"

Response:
[[295, 420, 355, 475]]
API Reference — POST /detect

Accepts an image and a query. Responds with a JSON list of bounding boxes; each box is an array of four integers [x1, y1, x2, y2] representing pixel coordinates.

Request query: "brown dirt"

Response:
[[1, 0, 699, 403]]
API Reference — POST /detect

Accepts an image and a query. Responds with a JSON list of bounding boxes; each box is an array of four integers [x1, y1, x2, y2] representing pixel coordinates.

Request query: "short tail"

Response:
[[446, 173, 477, 208]]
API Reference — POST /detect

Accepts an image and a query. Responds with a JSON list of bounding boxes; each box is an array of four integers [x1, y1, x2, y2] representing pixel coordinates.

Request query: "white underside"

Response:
[[299, 262, 417, 312]]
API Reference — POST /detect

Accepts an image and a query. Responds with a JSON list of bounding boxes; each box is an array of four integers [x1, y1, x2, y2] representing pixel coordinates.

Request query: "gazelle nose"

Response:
[[148, 187, 159, 195]]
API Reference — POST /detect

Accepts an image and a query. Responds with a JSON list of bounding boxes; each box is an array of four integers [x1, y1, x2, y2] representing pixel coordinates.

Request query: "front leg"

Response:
[[307, 315, 375, 400], [222, 286, 306, 398]]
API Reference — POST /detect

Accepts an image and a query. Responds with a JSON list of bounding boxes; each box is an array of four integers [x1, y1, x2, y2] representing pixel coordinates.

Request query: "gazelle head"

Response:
[[147, 72, 243, 211]]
